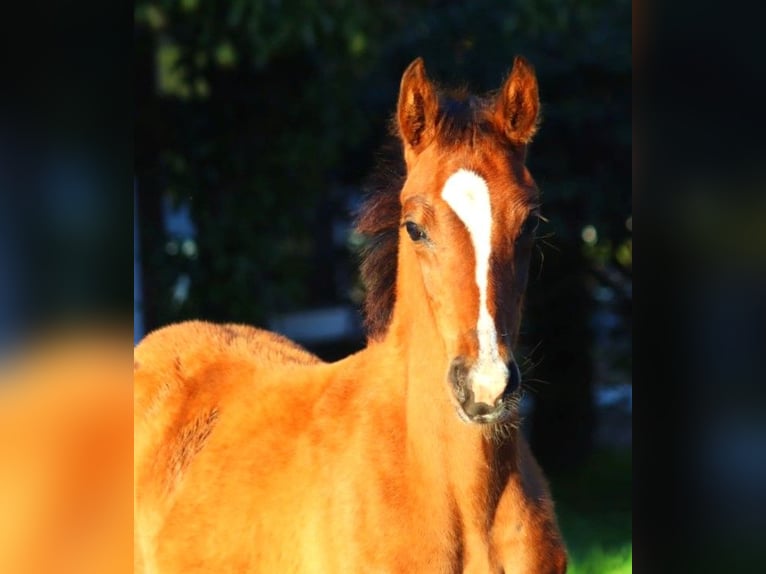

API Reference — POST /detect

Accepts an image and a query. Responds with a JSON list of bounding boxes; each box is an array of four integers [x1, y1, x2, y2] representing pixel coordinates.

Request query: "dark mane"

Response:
[[353, 87, 498, 340], [354, 135, 405, 340], [436, 88, 496, 146]]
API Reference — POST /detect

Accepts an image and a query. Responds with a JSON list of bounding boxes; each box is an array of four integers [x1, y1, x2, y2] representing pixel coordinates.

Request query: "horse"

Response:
[[134, 56, 568, 573]]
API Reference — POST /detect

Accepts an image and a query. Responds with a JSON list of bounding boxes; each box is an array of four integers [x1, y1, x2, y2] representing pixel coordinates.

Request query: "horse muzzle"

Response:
[[448, 356, 521, 424]]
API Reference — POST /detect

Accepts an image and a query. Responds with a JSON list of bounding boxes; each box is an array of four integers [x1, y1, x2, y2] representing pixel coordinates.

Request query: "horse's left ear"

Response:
[[494, 56, 540, 145]]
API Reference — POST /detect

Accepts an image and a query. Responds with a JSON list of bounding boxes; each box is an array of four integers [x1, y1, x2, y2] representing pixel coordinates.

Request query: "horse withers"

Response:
[[134, 56, 568, 573]]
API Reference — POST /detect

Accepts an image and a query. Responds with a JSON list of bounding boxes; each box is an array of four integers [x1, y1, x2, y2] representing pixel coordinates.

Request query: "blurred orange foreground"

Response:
[[0, 325, 133, 574]]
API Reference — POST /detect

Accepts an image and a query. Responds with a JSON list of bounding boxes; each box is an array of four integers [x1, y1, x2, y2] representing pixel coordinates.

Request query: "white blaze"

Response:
[[442, 169, 509, 405]]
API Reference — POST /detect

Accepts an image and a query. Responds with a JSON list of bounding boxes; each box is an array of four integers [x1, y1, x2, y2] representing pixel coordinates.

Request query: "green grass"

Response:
[[548, 448, 632, 574]]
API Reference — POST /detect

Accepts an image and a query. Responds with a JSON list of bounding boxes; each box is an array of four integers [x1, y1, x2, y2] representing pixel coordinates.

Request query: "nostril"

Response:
[[449, 357, 470, 389], [462, 394, 493, 418]]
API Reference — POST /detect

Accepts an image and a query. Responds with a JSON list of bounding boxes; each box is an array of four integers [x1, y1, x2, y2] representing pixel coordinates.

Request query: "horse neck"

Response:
[[382, 254, 519, 527]]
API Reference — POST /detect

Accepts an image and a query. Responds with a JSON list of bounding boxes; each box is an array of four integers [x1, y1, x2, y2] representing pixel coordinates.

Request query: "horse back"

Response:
[[134, 320, 320, 416]]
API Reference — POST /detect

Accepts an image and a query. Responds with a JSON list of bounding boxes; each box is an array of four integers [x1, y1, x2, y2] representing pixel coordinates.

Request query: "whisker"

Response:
[[522, 385, 539, 397], [521, 339, 543, 359], [522, 377, 551, 385], [535, 245, 545, 278], [517, 340, 544, 376], [522, 363, 544, 378]]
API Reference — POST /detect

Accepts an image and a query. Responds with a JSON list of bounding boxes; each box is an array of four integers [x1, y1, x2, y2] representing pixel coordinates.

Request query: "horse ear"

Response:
[[494, 56, 540, 145], [397, 58, 439, 156]]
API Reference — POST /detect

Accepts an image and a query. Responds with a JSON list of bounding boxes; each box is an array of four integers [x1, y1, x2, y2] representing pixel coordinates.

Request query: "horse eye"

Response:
[[520, 214, 540, 237], [405, 221, 427, 242]]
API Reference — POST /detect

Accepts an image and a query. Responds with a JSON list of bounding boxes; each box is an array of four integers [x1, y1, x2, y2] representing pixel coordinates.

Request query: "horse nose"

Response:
[[449, 356, 520, 422]]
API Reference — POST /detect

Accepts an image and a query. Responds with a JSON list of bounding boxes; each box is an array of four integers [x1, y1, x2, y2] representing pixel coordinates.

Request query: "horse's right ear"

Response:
[[494, 56, 540, 145], [397, 58, 439, 159]]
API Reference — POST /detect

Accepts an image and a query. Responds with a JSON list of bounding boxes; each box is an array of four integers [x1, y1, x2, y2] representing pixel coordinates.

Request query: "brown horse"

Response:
[[134, 56, 568, 573]]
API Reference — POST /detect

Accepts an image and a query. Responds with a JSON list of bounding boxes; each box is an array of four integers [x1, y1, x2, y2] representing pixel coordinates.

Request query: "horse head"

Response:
[[395, 57, 541, 425]]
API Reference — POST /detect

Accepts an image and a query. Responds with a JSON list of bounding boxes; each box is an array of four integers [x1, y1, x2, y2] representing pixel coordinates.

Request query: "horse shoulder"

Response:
[[134, 319, 322, 461], [491, 435, 568, 574], [133, 320, 323, 571]]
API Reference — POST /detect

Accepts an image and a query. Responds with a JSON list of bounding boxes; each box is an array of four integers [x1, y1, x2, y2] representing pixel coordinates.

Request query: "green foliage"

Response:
[[551, 449, 633, 574], [567, 545, 632, 574]]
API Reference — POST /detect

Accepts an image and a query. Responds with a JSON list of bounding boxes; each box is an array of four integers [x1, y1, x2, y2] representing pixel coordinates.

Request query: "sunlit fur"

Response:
[[134, 57, 567, 573]]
